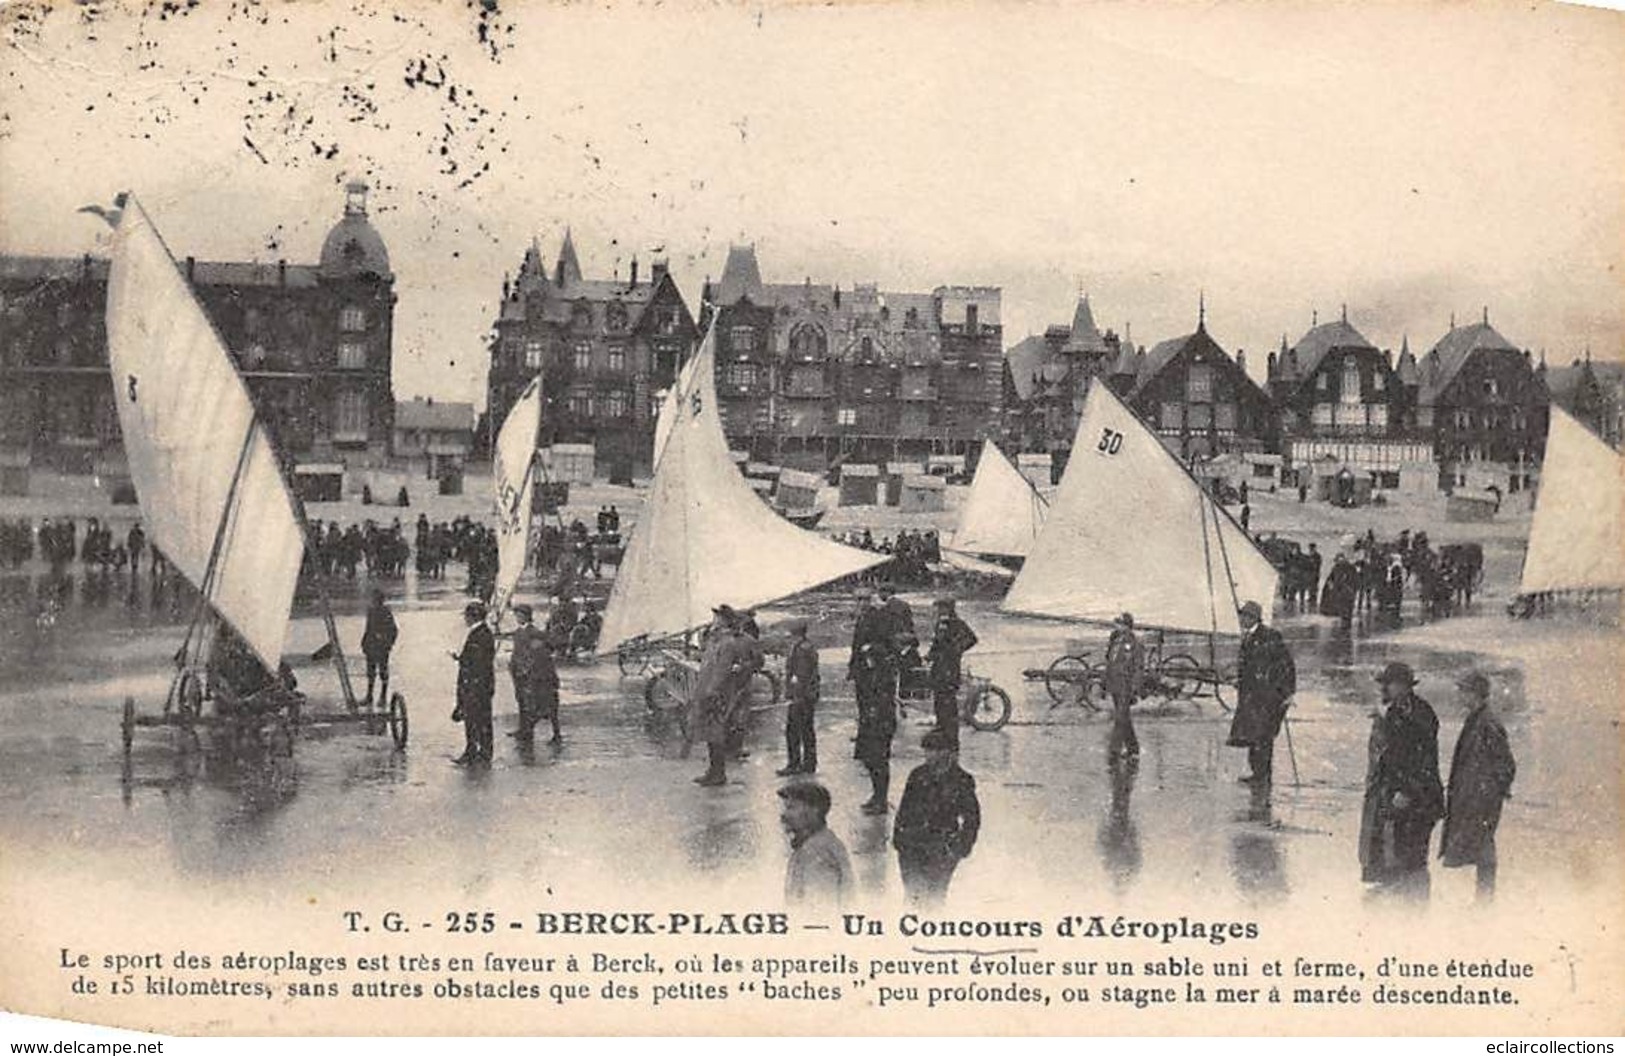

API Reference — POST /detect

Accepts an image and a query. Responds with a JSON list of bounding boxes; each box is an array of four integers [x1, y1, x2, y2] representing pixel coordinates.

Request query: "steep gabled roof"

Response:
[[554, 228, 583, 287], [1005, 334, 1069, 401], [1289, 318, 1375, 381], [1129, 334, 1194, 398], [713, 244, 765, 305], [1064, 295, 1109, 354], [1419, 321, 1520, 404]]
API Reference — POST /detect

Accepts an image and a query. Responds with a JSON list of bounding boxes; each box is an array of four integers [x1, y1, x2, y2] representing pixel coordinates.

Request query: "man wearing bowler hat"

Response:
[[1358, 661, 1445, 893], [777, 618, 820, 776], [1227, 600, 1296, 788], [925, 597, 979, 748], [450, 600, 496, 766], [778, 782, 852, 909], [1440, 670, 1516, 899]]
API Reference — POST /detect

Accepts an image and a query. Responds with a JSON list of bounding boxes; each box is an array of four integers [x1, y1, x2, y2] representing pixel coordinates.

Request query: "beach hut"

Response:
[[777, 468, 823, 511], [541, 443, 596, 485], [839, 463, 881, 506], [899, 473, 946, 513], [883, 461, 925, 505]]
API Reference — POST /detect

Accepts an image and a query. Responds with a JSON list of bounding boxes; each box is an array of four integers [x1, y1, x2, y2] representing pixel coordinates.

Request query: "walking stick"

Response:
[[1282, 703, 1302, 787]]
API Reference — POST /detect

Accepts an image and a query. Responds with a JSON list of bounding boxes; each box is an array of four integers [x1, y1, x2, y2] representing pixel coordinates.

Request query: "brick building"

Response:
[[0, 182, 397, 488], [699, 244, 1003, 469], [487, 231, 698, 481]]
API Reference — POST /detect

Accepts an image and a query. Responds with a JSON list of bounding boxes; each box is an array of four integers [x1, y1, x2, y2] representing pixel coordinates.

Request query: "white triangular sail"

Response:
[[652, 350, 703, 472], [1002, 381, 1278, 635], [1520, 406, 1625, 595], [951, 440, 1048, 558], [599, 323, 887, 651], [491, 375, 542, 622], [106, 195, 304, 670]]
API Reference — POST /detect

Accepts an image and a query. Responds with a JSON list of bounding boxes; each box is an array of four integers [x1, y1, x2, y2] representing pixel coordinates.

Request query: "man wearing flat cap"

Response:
[[509, 603, 561, 747], [1440, 670, 1516, 899], [893, 728, 981, 907], [1227, 600, 1296, 788], [1104, 612, 1145, 760], [451, 600, 496, 766], [778, 619, 820, 776], [1358, 661, 1445, 893], [779, 782, 852, 909]]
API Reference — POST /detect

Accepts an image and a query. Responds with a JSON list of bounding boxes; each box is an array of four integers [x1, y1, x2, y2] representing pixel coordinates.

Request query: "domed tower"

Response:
[[315, 181, 396, 467]]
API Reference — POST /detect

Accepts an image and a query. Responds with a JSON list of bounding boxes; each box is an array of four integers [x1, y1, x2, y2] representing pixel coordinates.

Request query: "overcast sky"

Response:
[[2, 1, 1621, 408]]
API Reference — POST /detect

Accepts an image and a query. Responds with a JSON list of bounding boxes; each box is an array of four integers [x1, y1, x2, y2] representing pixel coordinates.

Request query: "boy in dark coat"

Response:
[[1359, 662, 1445, 894], [1440, 670, 1516, 899], [1226, 600, 1296, 787], [893, 728, 980, 907], [925, 598, 979, 747], [777, 619, 820, 776], [1104, 613, 1144, 759], [360, 588, 398, 707], [508, 603, 561, 746]]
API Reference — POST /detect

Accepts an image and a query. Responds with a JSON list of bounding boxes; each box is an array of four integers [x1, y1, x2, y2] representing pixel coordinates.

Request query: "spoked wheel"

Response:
[[965, 683, 1012, 732], [388, 692, 410, 749], [644, 669, 694, 751], [1157, 654, 1204, 700], [1045, 655, 1098, 709]]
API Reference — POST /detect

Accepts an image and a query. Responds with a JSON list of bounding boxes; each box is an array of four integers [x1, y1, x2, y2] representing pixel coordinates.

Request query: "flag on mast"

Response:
[[490, 375, 543, 623]]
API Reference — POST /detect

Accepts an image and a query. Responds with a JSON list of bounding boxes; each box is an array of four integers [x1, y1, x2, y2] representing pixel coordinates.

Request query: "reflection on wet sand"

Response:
[[1097, 757, 1141, 895]]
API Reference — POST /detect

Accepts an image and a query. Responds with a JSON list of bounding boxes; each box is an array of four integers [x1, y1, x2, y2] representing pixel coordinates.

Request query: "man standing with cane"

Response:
[[1227, 600, 1297, 789]]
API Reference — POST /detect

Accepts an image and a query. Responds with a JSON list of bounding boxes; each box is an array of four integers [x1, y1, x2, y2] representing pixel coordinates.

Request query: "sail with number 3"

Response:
[[490, 375, 543, 623], [1002, 380, 1277, 636], [105, 194, 306, 671]]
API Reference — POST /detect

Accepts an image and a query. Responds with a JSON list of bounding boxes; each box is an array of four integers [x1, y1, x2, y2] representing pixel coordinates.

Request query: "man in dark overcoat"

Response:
[[360, 588, 398, 708], [451, 600, 496, 766], [893, 728, 981, 907], [508, 603, 560, 746], [692, 607, 758, 786], [849, 592, 898, 813], [925, 597, 979, 747], [1104, 612, 1144, 759], [1440, 670, 1516, 899], [1226, 600, 1296, 787], [1358, 662, 1445, 894], [1321, 552, 1358, 627]]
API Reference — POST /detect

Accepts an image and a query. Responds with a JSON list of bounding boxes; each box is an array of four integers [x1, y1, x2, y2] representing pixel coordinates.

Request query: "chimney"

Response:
[[278, 259, 287, 286], [651, 257, 669, 284], [1236, 348, 1247, 376], [834, 286, 842, 308], [186, 255, 196, 282], [1267, 350, 1278, 378], [630, 256, 639, 287]]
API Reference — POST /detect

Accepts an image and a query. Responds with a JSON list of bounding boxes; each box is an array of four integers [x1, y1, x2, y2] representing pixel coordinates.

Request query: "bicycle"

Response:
[[894, 664, 1012, 732], [1032, 631, 1225, 713]]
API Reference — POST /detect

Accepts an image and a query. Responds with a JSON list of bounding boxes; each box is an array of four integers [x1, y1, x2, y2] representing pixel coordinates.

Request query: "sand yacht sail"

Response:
[[106, 194, 316, 678], [490, 375, 543, 623], [1518, 405, 1624, 600], [950, 439, 1048, 560], [598, 321, 887, 652], [1002, 380, 1277, 636]]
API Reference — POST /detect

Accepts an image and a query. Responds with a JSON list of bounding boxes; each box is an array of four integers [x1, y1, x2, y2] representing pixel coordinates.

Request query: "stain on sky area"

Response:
[[2, 0, 519, 200]]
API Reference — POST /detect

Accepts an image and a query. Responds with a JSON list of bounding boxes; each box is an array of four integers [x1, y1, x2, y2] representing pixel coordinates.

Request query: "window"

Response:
[[337, 341, 366, 369], [1373, 372, 1386, 392], [1312, 403, 1334, 427], [1367, 404, 1389, 429], [1483, 377, 1499, 398], [1341, 360, 1361, 404], [966, 304, 979, 334], [731, 326, 755, 353], [1160, 402, 1182, 430], [571, 303, 594, 330], [607, 344, 626, 373], [334, 390, 367, 441], [657, 307, 679, 335], [790, 324, 825, 359], [1316, 372, 1330, 392], [573, 342, 592, 371], [568, 391, 594, 418], [524, 339, 543, 370], [603, 390, 628, 418], [1214, 403, 1237, 431], [339, 306, 366, 332], [606, 303, 628, 331], [726, 363, 759, 388], [837, 408, 856, 426], [1188, 404, 1213, 429], [1188, 364, 1213, 402]]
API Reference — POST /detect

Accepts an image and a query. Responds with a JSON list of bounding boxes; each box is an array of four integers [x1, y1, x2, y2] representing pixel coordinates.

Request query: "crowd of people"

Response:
[[1262, 527, 1485, 629]]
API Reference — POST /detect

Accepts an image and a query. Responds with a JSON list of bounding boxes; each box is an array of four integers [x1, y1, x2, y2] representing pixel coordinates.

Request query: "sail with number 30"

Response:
[[105, 195, 306, 670], [490, 375, 543, 623], [1002, 381, 1278, 636]]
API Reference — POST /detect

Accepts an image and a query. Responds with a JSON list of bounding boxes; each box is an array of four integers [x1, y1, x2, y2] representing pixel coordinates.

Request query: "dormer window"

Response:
[[606, 303, 629, 331], [339, 306, 366, 332]]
